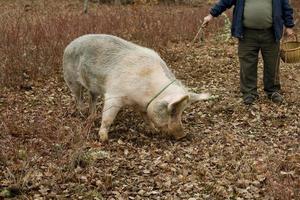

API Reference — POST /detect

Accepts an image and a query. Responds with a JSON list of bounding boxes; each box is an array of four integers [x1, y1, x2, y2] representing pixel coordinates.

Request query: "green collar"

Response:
[[145, 80, 176, 111]]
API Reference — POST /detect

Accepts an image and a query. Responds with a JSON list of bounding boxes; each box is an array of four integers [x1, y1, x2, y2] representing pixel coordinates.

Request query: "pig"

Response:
[[63, 34, 210, 141]]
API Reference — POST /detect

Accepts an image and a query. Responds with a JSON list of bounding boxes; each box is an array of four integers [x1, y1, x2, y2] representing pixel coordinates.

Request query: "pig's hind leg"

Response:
[[88, 91, 98, 115], [98, 96, 122, 141], [66, 80, 85, 116]]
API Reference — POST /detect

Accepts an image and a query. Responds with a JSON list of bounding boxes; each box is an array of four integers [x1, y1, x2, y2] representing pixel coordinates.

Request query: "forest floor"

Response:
[[0, 1, 300, 199]]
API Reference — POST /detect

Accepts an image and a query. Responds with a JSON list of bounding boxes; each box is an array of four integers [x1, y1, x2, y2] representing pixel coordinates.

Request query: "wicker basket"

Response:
[[280, 36, 300, 63]]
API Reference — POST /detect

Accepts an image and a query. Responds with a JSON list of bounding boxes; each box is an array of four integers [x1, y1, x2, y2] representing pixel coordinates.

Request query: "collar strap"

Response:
[[145, 80, 176, 111]]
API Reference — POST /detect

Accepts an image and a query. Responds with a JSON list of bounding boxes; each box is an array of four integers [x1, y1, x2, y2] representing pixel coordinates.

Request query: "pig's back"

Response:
[[63, 34, 166, 94], [64, 34, 161, 72], [64, 34, 138, 68]]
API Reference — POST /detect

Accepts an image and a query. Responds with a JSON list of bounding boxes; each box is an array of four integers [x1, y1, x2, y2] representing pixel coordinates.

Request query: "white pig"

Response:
[[63, 34, 210, 141]]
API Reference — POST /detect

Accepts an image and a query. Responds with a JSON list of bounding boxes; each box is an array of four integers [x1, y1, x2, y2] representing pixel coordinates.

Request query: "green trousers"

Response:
[[238, 28, 281, 98]]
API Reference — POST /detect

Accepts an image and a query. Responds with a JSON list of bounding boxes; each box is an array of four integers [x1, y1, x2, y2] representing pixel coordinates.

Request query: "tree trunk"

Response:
[[114, 0, 121, 5], [84, 0, 89, 14]]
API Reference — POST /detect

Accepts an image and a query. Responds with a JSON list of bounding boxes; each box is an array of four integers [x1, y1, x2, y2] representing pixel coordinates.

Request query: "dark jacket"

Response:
[[210, 0, 295, 42]]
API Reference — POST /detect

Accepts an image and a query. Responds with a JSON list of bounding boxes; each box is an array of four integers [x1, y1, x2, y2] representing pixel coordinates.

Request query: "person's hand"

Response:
[[286, 28, 295, 37], [203, 14, 213, 27]]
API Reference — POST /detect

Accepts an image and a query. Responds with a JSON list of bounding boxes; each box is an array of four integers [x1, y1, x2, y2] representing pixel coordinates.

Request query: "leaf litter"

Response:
[[0, 38, 300, 199]]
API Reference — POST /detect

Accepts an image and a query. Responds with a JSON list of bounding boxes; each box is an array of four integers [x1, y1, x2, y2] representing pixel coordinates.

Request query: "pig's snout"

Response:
[[168, 125, 186, 140]]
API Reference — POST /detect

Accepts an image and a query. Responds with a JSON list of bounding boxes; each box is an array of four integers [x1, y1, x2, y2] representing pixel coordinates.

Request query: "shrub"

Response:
[[0, 2, 222, 88]]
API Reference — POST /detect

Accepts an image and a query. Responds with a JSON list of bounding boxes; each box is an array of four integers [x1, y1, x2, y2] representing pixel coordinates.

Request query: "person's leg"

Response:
[[238, 29, 260, 104], [260, 29, 282, 102]]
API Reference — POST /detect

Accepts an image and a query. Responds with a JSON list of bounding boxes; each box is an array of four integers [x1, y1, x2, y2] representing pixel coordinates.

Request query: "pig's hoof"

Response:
[[174, 133, 187, 140], [99, 132, 108, 142]]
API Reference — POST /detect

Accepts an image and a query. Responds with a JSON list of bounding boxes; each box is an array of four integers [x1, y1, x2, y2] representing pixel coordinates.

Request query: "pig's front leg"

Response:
[[99, 98, 122, 141], [140, 112, 158, 132]]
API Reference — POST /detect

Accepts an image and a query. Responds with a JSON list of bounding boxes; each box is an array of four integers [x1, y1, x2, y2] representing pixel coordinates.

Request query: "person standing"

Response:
[[203, 0, 295, 105]]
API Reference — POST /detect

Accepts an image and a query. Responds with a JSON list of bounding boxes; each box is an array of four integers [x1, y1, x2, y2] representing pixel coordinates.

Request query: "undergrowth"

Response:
[[0, 1, 222, 88]]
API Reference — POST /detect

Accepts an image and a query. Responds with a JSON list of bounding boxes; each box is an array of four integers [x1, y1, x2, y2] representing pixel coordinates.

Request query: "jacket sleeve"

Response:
[[210, 0, 236, 17], [282, 0, 294, 28]]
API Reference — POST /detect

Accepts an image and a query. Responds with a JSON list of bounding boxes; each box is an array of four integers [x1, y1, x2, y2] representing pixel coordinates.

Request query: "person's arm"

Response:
[[282, 0, 295, 36], [203, 0, 236, 26], [210, 0, 236, 17], [282, 0, 294, 28]]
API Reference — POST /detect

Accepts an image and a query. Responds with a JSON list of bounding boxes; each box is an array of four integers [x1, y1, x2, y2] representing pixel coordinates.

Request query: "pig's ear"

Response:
[[189, 92, 210, 104], [167, 95, 189, 115]]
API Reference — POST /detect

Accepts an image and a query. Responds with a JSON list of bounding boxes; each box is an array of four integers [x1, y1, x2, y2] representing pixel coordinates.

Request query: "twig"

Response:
[[191, 22, 206, 45]]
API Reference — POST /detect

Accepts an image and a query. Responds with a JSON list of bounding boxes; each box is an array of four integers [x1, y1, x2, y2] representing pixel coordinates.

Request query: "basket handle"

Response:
[[283, 28, 298, 42], [294, 34, 298, 42]]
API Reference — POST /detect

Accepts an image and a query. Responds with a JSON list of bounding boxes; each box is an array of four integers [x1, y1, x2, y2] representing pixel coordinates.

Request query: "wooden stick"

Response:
[[191, 22, 206, 44]]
